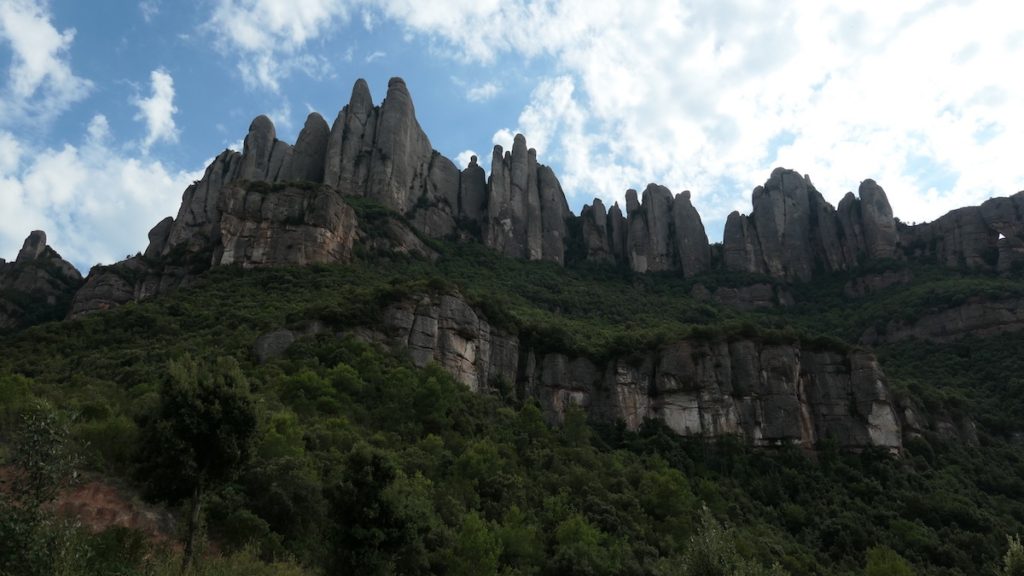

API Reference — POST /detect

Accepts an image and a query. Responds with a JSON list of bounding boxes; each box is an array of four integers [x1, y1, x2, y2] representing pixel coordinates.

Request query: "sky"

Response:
[[1, 0, 1022, 272]]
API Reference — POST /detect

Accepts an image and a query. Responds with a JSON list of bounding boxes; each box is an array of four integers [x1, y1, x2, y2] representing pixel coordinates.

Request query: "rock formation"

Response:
[[721, 168, 906, 281], [256, 291, 902, 451], [214, 184, 358, 267], [0, 231, 83, 330]]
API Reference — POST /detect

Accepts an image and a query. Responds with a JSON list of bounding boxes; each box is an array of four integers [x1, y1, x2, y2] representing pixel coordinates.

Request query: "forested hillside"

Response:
[[2, 234, 1024, 575]]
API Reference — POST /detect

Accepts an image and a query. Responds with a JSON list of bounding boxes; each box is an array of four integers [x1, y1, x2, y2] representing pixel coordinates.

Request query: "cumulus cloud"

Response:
[[466, 81, 500, 102], [0, 0, 92, 125], [367, 0, 1024, 236], [0, 116, 202, 271], [206, 0, 352, 91], [455, 149, 478, 170], [133, 69, 179, 150]]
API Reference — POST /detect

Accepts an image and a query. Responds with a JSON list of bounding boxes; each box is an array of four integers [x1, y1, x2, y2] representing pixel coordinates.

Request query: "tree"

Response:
[[0, 406, 83, 576], [864, 545, 914, 576], [1003, 535, 1024, 576], [135, 355, 257, 573]]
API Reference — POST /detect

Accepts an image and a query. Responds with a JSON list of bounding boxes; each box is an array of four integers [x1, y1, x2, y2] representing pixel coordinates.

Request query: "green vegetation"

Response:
[[1, 242, 1023, 574]]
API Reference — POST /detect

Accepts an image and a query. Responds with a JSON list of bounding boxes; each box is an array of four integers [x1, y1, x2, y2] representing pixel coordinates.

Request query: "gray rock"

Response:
[[607, 202, 627, 263], [837, 192, 865, 267], [867, 296, 1024, 343], [1, 231, 83, 329], [485, 145, 515, 256], [581, 199, 611, 262], [858, 179, 899, 260], [280, 112, 329, 182], [625, 189, 649, 271], [325, 78, 377, 193], [410, 152, 459, 238], [15, 230, 47, 263], [239, 115, 278, 182], [164, 149, 242, 254], [671, 190, 710, 277], [722, 211, 763, 274], [367, 77, 433, 213], [525, 148, 543, 260], [144, 217, 174, 259], [538, 164, 569, 264], [214, 184, 358, 267], [752, 168, 813, 281], [459, 155, 487, 226], [808, 189, 845, 272]]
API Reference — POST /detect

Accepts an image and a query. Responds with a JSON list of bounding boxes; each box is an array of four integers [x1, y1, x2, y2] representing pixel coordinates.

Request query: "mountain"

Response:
[[2, 76, 1023, 575], [8, 76, 1020, 451]]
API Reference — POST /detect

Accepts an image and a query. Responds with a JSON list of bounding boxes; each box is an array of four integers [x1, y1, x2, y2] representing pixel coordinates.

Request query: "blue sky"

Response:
[[2, 0, 1023, 272]]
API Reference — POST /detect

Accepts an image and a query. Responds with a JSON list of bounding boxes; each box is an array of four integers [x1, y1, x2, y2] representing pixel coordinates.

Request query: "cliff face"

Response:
[[256, 291, 902, 451], [0, 231, 83, 330]]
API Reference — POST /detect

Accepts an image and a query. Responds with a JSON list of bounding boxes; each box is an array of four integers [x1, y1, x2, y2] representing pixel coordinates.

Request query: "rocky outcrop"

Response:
[[627, 185, 675, 273], [522, 342, 901, 450], [843, 270, 913, 298], [723, 169, 904, 281], [59, 75, 1024, 325], [279, 113, 330, 183], [897, 192, 1024, 272], [359, 293, 519, 393], [256, 291, 902, 450], [672, 191, 711, 277], [483, 135, 569, 263], [68, 257, 197, 318], [584, 185, 710, 275], [0, 231, 83, 330], [690, 283, 794, 311], [214, 184, 358, 267], [863, 297, 1024, 344]]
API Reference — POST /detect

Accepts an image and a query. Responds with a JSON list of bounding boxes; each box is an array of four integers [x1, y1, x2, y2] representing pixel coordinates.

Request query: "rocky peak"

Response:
[[240, 115, 288, 182], [280, 112, 330, 182], [15, 230, 48, 263], [1, 231, 83, 331]]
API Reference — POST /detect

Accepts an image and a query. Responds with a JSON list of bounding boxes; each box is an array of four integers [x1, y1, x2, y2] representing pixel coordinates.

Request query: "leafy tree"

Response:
[[445, 511, 501, 576], [675, 508, 788, 576], [135, 355, 257, 573], [0, 406, 84, 576], [1003, 535, 1024, 576], [325, 443, 440, 575], [864, 545, 914, 576]]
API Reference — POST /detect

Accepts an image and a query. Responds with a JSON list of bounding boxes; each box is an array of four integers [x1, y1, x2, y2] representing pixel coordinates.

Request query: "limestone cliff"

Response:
[[255, 291, 903, 452]]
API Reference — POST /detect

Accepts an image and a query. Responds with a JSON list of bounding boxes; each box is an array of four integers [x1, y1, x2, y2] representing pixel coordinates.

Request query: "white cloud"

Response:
[[267, 100, 293, 137], [367, 0, 1024, 235], [133, 69, 179, 150], [0, 0, 92, 125], [0, 130, 22, 173], [207, 0, 352, 91], [466, 81, 500, 102], [365, 50, 386, 63], [139, 0, 160, 22], [0, 118, 202, 271], [455, 149, 477, 170]]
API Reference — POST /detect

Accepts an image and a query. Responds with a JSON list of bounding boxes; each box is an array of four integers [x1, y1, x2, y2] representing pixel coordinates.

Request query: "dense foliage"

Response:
[[1, 241, 1023, 574]]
